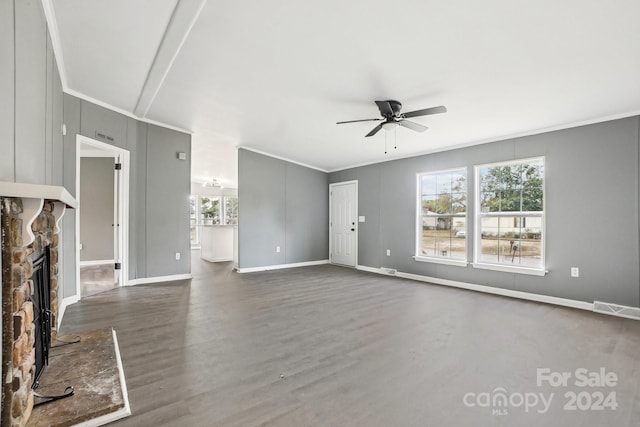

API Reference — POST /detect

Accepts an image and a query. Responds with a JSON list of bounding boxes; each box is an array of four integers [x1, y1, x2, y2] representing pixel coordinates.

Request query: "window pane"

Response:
[[421, 175, 437, 195], [479, 160, 543, 213], [436, 174, 452, 194], [190, 196, 198, 245], [224, 197, 238, 225], [421, 218, 466, 260], [418, 168, 467, 261], [478, 216, 542, 268], [435, 193, 452, 214], [422, 195, 437, 214], [499, 189, 522, 212], [200, 196, 221, 225], [476, 158, 544, 271], [451, 192, 466, 213], [522, 183, 543, 211]]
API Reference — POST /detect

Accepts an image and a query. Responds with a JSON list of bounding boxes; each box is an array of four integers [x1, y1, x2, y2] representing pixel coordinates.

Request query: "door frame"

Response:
[[329, 180, 358, 267], [75, 134, 130, 298]]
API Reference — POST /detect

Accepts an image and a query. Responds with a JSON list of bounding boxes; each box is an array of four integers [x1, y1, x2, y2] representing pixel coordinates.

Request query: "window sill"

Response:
[[471, 262, 548, 276], [413, 255, 468, 267]]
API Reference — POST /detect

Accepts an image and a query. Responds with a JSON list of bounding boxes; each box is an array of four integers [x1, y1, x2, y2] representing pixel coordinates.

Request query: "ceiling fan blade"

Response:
[[375, 100, 394, 117], [336, 118, 382, 125], [365, 123, 384, 137], [402, 105, 447, 118], [399, 120, 428, 132]]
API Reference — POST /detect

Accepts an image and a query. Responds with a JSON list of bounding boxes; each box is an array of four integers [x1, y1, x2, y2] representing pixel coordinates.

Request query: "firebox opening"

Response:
[[31, 247, 51, 389]]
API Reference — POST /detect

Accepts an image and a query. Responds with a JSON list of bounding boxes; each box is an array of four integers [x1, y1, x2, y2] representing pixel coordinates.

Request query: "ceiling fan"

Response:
[[336, 100, 447, 137]]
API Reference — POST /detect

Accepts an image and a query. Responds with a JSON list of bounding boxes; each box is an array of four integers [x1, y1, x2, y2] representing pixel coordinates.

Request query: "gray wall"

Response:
[[0, 0, 69, 310], [0, 0, 192, 305], [331, 117, 640, 307], [238, 149, 329, 268], [143, 124, 192, 277], [64, 94, 193, 280], [79, 157, 114, 261]]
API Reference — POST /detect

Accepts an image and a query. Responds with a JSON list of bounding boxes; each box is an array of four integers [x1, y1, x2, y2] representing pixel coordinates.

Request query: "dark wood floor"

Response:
[[60, 259, 640, 426]]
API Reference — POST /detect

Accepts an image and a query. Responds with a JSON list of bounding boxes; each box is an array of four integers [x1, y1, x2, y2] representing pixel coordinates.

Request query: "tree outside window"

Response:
[[224, 197, 238, 225], [200, 196, 221, 225], [476, 158, 544, 270]]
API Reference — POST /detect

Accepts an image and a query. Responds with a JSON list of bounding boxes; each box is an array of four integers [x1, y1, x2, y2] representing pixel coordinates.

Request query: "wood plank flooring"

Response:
[[60, 259, 640, 426]]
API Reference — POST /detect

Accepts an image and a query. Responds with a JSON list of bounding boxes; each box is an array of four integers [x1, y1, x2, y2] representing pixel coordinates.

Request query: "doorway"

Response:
[[329, 180, 358, 267], [75, 135, 129, 298]]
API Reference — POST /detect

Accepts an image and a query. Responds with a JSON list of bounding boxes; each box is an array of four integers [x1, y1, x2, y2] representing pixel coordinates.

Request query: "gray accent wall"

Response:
[[330, 117, 640, 307], [238, 149, 329, 268], [0, 0, 192, 306]]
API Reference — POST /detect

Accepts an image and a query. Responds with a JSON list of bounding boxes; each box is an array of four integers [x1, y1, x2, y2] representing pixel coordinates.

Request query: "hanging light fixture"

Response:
[[383, 122, 398, 154]]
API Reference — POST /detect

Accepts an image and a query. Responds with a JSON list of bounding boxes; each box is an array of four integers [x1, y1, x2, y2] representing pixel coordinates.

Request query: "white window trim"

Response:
[[473, 156, 546, 275], [414, 255, 469, 267], [471, 262, 548, 276], [415, 167, 468, 265]]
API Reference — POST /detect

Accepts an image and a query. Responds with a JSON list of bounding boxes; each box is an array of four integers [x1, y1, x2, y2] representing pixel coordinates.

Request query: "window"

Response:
[[200, 196, 221, 225], [224, 197, 238, 225], [475, 157, 544, 274], [416, 168, 467, 264], [191, 195, 238, 247], [190, 196, 199, 245]]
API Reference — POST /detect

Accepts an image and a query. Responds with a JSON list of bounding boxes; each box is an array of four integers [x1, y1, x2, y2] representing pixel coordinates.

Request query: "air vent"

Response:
[[381, 267, 397, 275], [593, 301, 640, 320], [95, 131, 115, 142]]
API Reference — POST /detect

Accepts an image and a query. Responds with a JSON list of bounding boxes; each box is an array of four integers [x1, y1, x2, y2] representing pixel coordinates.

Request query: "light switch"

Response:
[[358, 216, 365, 223]]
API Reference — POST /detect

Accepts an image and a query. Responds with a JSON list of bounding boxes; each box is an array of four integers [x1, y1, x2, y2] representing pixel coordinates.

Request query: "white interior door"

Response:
[[330, 181, 357, 267]]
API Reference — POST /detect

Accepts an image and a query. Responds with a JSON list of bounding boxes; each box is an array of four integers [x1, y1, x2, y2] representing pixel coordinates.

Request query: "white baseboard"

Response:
[[356, 265, 594, 312], [57, 294, 80, 330], [236, 259, 329, 273], [355, 265, 380, 274], [200, 255, 233, 263], [79, 259, 114, 267], [127, 273, 192, 286]]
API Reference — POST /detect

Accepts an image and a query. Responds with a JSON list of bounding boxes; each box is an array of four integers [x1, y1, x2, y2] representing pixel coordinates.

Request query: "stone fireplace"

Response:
[[1, 183, 76, 427]]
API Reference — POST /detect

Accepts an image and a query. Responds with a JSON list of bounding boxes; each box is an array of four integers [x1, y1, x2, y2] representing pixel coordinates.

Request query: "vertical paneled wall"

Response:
[[0, 0, 193, 306], [238, 149, 329, 269]]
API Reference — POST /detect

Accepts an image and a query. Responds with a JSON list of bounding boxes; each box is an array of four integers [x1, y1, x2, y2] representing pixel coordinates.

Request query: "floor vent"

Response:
[[381, 267, 397, 275], [593, 301, 640, 320]]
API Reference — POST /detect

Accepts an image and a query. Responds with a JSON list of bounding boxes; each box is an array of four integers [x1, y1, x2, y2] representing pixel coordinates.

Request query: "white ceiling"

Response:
[[50, 0, 640, 188]]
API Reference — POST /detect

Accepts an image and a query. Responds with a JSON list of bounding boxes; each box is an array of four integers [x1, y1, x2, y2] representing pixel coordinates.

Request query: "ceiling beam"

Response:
[[133, 0, 208, 118]]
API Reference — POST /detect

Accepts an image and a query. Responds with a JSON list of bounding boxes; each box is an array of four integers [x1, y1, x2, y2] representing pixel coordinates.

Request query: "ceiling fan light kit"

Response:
[[381, 122, 397, 131], [337, 100, 447, 152]]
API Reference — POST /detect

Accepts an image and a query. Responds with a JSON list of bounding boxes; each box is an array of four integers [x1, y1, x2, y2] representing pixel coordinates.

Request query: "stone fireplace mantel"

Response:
[[2, 182, 78, 426], [0, 181, 77, 246]]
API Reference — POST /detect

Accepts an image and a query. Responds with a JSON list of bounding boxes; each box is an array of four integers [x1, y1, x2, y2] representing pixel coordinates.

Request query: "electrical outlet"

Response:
[[175, 252, 181, 260], [276, 246, 281, 253], [79, 243, 83, 250], [571, 267, 579, 278], [386, 249, 391, 256]]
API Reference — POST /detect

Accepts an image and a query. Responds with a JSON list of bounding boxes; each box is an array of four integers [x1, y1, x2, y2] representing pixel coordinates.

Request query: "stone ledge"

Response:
[[27, 328, 130, 427]]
